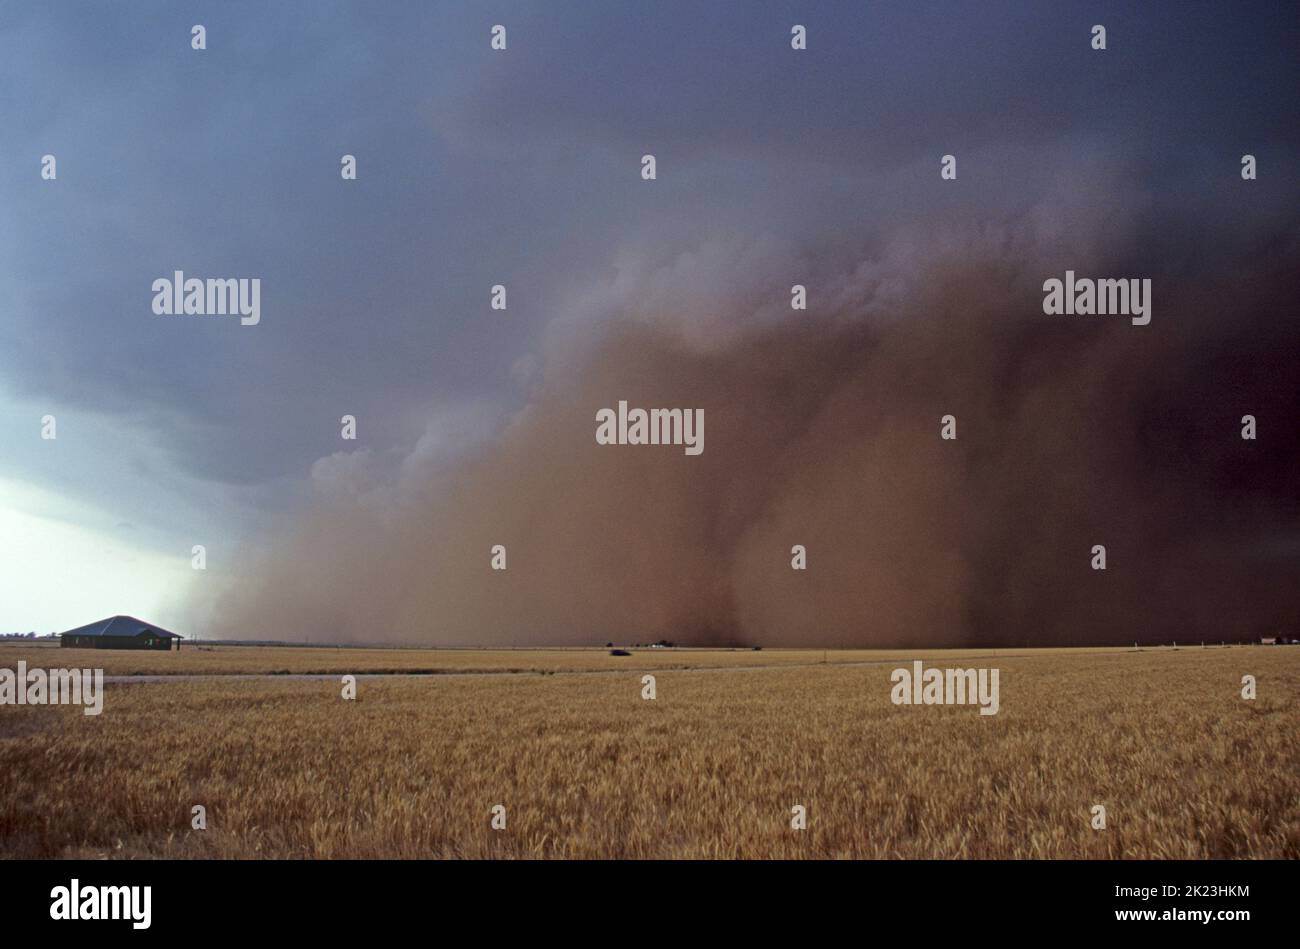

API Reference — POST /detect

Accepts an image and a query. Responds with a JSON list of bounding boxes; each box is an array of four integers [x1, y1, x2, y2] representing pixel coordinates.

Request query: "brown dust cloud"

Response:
[[202, 212, 1299, 648]]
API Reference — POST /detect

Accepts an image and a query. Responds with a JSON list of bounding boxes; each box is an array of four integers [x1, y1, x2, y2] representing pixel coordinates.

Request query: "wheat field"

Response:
[[0, 644, 1295, 858]]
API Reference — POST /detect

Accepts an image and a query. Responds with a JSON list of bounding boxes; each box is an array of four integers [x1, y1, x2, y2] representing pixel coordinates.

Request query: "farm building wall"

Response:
[[61, 635, 177, 650]]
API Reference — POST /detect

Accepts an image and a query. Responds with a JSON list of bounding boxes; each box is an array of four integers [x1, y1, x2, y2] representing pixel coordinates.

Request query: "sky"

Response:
[[0, 1, 1296, 641]]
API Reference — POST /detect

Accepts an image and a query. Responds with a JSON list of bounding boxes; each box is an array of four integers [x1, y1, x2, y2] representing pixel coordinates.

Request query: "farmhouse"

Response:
[[59, 616, 183, 651]]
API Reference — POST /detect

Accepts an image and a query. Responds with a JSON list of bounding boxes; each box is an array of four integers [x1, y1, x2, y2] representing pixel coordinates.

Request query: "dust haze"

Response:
[[202, 199, 1299, 648]]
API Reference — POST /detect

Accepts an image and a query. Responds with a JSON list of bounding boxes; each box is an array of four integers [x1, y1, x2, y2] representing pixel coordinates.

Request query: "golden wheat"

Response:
[[0, 646, 1294, 858]]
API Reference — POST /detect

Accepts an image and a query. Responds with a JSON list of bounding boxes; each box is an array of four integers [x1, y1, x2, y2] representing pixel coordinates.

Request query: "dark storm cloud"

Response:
[[1, 2, 1296, 641], [448, 1, 1297, 174]]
